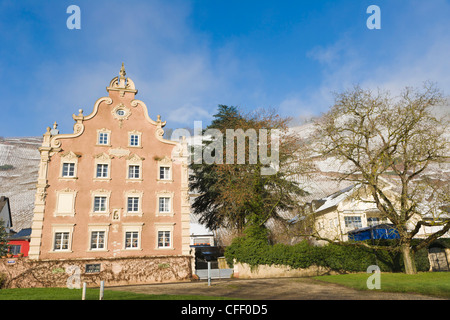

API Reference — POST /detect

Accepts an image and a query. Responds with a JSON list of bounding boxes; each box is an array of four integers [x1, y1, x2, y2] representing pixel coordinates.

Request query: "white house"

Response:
[[299, 182, 449, 244], [303, 184, 386, 243], [0, 196, 13, 234]]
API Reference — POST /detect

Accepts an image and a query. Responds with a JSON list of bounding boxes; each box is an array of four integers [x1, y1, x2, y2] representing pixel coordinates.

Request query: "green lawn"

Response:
[[0, 287, 234, 300], [2, 273, 449, 299], [314, 272, 450, 299]]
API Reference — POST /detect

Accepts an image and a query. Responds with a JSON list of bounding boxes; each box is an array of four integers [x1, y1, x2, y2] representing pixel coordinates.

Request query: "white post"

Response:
[[99, 281, 104, 300], [82, 282, 86, 300], [207, 261, 211, 286]]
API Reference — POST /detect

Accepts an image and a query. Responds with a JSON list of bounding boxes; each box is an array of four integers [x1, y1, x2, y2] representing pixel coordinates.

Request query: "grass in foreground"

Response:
[[0, 287, 234, 300], [314, 272, 450, 299]]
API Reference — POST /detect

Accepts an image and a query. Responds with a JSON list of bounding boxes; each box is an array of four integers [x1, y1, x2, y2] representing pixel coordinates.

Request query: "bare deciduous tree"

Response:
[[311, 83, 449, 274]]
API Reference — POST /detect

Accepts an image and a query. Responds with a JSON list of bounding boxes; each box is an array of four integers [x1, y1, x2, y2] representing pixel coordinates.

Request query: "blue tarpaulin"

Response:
[[348, 224, 400, 241]]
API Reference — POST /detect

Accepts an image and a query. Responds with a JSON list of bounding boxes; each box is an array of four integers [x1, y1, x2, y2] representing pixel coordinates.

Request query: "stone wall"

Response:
[[232, 262, 339, 279], [0, 255, 192, 288]]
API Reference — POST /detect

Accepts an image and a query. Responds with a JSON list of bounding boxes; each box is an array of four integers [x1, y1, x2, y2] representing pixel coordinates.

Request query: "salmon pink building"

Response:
[[28, 64, 190, 261]]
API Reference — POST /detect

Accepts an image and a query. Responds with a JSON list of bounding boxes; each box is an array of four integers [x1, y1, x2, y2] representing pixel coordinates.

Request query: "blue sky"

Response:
[[1, 0, 449, 137]]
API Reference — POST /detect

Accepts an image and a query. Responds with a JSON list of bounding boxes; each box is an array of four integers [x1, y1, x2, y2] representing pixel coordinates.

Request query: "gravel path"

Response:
[[107, 277, 444, 300]]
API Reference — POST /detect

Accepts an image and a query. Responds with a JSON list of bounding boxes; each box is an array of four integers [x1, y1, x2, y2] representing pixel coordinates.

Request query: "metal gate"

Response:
[[194, 255, 233, 280], [195, 268, 234, 280], [193, 247, 233, 280]]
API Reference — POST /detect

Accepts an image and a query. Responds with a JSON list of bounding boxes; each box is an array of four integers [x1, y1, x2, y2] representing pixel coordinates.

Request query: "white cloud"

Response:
[[17, 0, 257, 135], [295, 2, 450, 117], [166, 104, 213, 125], [307, 38, 353, 67]]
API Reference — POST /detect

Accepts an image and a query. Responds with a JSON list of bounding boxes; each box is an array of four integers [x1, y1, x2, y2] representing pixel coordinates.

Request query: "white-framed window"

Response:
[[90, 189, 111, 215], [124, 190, 143, 216], [90, 231, 105, 250], [96, 164, 109, 178], [51, 224, 74, 252], [126, 154, 144, 182], [156, 191, 173, 216], [62, 163, 75, 177], [159, 197, 170, 213], [59, 151, 79, 179], [123, 223, 143, 250], [155, 223, 174, 250], [130, 134, 139, 146], [87, 223, 110, 251], [159, 166, 170, 180], [125, 231, 139, 249], [344, 216, 362, 229], [128, 131, 142, 148], [93, 153, 112, 181], [127, 197, 139, 213], [158, 231, 171, 248], [128, 165, 140, 179], [94, 196, 107, 212], [99, 132, 109, 145], [157, 156, 173, 182], [54, 232, 70, 251], [96, 128, 111, 146]]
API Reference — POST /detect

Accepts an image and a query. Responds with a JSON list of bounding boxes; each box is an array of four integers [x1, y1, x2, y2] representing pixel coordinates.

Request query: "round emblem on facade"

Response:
[[111, 104, 132, 128]]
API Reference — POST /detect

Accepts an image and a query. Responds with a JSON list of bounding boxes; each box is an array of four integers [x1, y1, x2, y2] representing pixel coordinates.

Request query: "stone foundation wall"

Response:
[[0, 255, 192, 289], [232, 262, 338, 279]]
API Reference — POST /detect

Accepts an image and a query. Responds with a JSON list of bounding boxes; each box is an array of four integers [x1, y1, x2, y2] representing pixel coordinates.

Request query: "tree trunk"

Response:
[[401, 244, 417, 274]]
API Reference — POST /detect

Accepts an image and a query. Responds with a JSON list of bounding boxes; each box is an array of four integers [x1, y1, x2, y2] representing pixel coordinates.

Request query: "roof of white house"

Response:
[[314, 184, 359, 213]]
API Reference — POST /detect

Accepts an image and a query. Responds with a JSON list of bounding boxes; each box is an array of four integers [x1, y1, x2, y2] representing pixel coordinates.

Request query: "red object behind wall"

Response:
[[6, 228, 32, 257], [7, 239, 30, 257]]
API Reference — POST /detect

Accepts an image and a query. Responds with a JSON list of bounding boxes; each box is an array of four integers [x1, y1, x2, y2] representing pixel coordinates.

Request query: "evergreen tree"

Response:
[[189, 105, 310, 235], [0, 220, 9, 256]]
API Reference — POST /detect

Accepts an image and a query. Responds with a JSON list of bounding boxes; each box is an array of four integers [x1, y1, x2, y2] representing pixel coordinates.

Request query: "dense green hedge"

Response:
[[224, 230, 431, 273]]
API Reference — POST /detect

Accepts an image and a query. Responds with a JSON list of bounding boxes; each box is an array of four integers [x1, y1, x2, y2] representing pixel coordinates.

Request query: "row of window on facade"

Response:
[[94, 195, 171, 214], [55, 190, 174, 216], [52, 225, 174, 252], [98, 130, 141, 147], [317, 216, 381, 230], [61, 162, 171, 180]]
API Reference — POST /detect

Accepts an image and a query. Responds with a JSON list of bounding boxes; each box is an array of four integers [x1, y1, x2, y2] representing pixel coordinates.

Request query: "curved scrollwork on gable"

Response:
[[130, 99, 179, 147], [49, 97, 113, 150]]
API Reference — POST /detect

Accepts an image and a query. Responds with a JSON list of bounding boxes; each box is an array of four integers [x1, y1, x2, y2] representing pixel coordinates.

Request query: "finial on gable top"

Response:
[[106, 63, 138, 96], [118, 62, 127, 88], [119, 62, 126, 79], [50, 121, 59, 135]]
